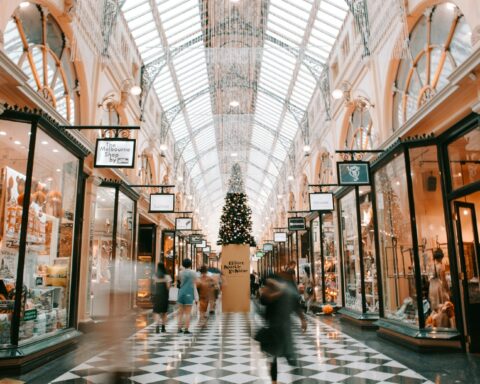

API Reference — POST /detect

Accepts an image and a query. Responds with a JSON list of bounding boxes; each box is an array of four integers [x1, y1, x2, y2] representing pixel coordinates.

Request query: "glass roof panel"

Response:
[[121, 0, 348, 232]]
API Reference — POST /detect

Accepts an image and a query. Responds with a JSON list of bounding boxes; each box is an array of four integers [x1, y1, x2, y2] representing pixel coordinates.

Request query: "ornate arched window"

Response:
[[345, 106, 376, 150], [3, 4, 79, 123], [393, 3, 472, 130]]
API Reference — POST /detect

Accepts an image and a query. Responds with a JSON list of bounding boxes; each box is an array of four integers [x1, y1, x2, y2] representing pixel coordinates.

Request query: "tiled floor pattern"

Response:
[[50, 311, 434, 383]]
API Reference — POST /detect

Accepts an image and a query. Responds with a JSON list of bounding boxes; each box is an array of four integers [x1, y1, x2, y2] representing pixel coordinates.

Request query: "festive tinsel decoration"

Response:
[[218, 164, 255, 246]]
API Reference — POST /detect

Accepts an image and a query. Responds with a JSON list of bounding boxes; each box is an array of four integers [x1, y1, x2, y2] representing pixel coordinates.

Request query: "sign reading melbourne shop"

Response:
[[337, 161, 370, 185], [94, 138, 136, 168], [288, 217, 306, 231]]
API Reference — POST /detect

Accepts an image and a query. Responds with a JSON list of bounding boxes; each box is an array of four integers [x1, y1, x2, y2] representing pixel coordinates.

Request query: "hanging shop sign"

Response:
[[175, 217, 193, 231], [274, 232, 287, 242], [288, 217, 306, 231], [190, 234, 203, 244], [149, 193, 175, 213], [203, 246, 211, 254], [337, 161, 370, 185], [309, 192, 334, 211], [196, 240, 207, 248], [256, 251, 264, 258], [94, 138, 136, 168], [263, 243, 273, 252]]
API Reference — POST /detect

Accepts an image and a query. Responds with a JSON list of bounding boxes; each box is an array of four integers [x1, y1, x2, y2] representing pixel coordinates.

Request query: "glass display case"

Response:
[[374, 142, 459, 337], [0, 110, 86, 357], [338, 186, 379, 320], [311, 213, 339, 306], [88, 186, 137, 319]]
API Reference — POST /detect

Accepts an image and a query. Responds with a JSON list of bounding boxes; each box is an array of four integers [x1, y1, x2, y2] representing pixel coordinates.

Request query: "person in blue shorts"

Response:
[[177, 258, 197, 334]]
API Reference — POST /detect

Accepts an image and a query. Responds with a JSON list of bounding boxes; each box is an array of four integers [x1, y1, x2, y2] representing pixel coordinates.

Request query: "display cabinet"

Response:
[[311, 213, 339, 307], [373, 138, 461, 344], [338, 186, 379, 324], [0, 109, 87, 367]]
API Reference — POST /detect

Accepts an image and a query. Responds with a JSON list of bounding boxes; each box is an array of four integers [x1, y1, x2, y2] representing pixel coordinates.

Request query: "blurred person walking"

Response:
[[257, 274, 307, 384], [197, 265, 214, 326], [177, 258, 197, 334], [152, 263, 171, 333]]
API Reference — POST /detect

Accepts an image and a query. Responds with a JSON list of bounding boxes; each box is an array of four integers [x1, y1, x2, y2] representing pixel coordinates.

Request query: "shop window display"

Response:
[[311, 218, 322, 301], [19, 130, 78, 342], [359, 186, 378, 313], [375, 154, 417, 325], [321, 213, 338, 304], [88, 187, 135, 318], [409, 146, 455, 329], [340, 190, 361, 312], [448, 126, 480, 190], [0, 118, 79, 344], [89, 188, 115, 319], [0, 121, 31, 345], [392, 3, 472, 131]]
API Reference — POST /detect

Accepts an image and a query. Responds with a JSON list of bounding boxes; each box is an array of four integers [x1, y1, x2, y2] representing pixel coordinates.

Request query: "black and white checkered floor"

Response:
[[51, 311, 434, 383]]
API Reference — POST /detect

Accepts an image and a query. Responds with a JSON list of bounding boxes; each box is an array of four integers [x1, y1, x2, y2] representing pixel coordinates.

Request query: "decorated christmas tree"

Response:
[[218, 164, 255, 246]]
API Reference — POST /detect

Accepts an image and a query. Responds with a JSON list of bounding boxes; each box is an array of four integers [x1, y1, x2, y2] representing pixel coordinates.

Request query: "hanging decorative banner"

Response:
[[175, 217, 193, 231], [337, 161, 370, 185], [288, 217, 306, 231], [263, 243, 273, 252], [274, 232, 287, 242], [94, 138, 136, 168], [309, 193, 334, 211], [256, 251, 264, 258], [149, 193, 175, 213]]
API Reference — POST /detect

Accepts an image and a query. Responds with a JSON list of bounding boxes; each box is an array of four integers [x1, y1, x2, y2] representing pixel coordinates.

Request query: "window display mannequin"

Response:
[[427, 248, 455, 328], [428, 248, 449, 312]]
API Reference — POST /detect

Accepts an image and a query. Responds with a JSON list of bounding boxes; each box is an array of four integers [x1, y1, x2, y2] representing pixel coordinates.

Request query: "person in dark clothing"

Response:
[[151, 263, 171, 333], [250, 273, 256, 296], [259, 274, 307, 384]]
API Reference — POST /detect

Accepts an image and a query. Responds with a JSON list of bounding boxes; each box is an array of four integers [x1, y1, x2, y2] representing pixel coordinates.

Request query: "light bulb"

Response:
[[160, 144, 168, 151], [332, 88, 344, 100], [130, 85, 142, 96], [303, 145, 311, 152]]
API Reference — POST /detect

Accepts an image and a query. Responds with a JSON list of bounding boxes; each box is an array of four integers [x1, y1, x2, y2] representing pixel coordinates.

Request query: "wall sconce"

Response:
[[332, 80, 374, 110]]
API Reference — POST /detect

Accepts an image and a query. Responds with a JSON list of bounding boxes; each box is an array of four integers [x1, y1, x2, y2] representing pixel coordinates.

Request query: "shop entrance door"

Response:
[[454, 202, 480, 352]]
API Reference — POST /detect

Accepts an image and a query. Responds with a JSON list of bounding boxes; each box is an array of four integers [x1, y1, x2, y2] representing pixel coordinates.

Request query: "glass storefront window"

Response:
[[410, 146, 456, 329], [0, 120, 31, 345], [359, 187, 378, 313], [448, 126, 480, 190], [112, 192, 134, 315], [89, 187, 115, 319], [311, 217, 322, 301], [340, 190, 361, 312], [322, 213, 338, 305], [19, 129, 79, 343], [375, 154, 418, 326], [163, 232, 175, 280], [88, 188, 135, 318]]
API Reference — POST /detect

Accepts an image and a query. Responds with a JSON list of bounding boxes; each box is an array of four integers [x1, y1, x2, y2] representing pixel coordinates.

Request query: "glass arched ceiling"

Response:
[[121, 0, 348, 236]]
